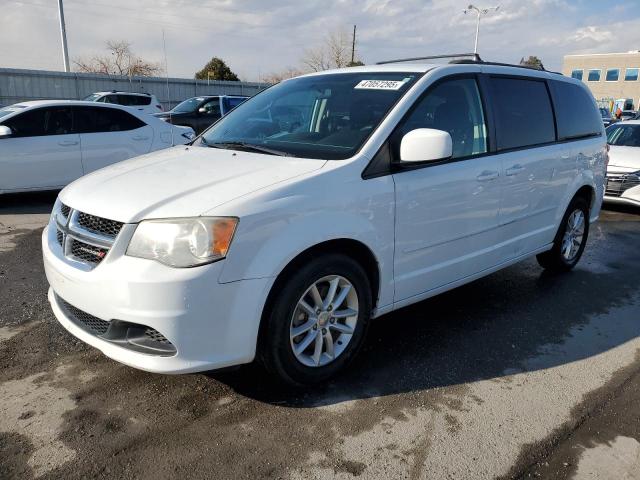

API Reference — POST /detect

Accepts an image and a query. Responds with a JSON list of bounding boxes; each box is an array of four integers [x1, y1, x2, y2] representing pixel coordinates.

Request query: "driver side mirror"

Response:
[[198, 107, 206, 114], [400, 128, 452, 163], [0, 125, 12, 139]]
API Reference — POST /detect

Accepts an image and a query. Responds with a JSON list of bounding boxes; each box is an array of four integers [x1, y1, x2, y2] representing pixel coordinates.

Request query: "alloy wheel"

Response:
[[289, 275, 359, 368]]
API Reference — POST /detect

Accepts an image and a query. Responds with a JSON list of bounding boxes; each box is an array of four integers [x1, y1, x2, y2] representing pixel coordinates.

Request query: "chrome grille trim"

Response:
[[54, 205, 123, 269], [605, 172, 640, 197]]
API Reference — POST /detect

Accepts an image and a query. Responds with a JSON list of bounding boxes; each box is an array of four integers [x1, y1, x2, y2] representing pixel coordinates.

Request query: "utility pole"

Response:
[[463, 4, 500, 54], [57, 0, 70, 72], [351, 25, 357, 64]]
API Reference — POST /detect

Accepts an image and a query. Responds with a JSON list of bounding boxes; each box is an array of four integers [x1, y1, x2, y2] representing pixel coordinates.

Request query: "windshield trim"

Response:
[[195, 71, 426, 160]]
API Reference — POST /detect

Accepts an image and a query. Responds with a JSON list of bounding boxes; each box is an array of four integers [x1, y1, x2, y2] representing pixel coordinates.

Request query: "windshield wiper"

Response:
[[204, 141, 295, 157]]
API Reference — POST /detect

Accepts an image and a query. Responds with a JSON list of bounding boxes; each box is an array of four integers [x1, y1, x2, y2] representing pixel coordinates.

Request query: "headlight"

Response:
[[126, 217, 238, 267]]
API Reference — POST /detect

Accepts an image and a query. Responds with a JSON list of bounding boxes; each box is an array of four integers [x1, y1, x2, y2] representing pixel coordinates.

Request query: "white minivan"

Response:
[[43, 59, 606, 385]]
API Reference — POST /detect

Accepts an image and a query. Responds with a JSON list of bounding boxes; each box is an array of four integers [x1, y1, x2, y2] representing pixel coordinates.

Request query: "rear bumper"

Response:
[[43, 225, 273, 374], [603, 195, 640, 207]]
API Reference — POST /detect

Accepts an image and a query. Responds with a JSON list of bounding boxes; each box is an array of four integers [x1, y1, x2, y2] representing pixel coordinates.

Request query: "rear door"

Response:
[[392, 75, 502, 302], [487, 75, 568, 258], [0, 106, 82, 191], [74, 106, 153, 174]]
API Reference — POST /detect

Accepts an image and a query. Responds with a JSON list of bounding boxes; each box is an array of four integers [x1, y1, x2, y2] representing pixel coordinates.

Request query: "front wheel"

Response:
[[537, 196, 590, 272], [260, 254, 372, 386]]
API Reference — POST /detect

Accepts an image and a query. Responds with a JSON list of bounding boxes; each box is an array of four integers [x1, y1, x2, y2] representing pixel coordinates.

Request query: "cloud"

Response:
[[1, 0, 640, 80]]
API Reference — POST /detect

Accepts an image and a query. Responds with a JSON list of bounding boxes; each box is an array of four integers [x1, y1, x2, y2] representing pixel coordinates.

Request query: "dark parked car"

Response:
[[600, 107, 614, 127], [154, 95, 248, 134], [619, 110, 638, 122]]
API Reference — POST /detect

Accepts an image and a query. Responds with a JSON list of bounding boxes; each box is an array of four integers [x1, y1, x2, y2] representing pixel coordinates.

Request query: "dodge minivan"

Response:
[[43, 59, 606, 385]]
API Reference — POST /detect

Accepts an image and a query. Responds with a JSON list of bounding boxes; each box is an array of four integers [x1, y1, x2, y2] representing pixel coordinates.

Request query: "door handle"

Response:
[[58, 140, 78, 146], [132, 136, 149, 141], [476, 170, 499, 182], [505, 164, 525, 176]]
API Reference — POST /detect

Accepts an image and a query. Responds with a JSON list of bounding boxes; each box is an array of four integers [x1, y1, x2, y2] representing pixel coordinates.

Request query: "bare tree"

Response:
[[302, 28, 363, 72], [73, 40, 163, 77], [261, 67, 305, 84]]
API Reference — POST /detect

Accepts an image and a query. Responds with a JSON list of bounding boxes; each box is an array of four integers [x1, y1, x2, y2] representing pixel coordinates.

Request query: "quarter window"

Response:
[[2, 107, 73, 137], [625, 68, 639, 81], [587, 69, 601, 82], [72, 106, 146, 133], [571, 69, 583, 80], [488, 77, 555, 150], [606, 69, 619, 82], [393, 78, 488, 159], [551, 81, 602, 140]]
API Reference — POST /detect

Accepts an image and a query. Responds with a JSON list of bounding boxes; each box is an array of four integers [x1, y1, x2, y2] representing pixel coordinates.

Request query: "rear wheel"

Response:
[[537, 196, 590, 272], [260, 254, 372, 385]]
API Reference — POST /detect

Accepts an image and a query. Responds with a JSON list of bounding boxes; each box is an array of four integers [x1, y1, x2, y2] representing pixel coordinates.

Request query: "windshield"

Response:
[[200, 72, 420, 160], [0, 105, 27, 119], [173, 97, 208, 113], [607, 124, 640, 146], [83, 93, 103, 102]]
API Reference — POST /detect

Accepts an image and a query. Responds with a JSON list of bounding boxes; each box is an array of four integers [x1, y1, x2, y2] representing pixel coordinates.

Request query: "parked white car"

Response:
[[83, 91, 163, 114], [604, 121, 640, 206], [0, 101, 194, 194], [43, 60, 606, 385]]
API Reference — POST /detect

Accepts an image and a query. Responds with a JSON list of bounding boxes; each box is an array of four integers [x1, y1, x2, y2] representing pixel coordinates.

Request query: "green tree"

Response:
[[195, 57, 239, 81], [519, 56, 544, 70]]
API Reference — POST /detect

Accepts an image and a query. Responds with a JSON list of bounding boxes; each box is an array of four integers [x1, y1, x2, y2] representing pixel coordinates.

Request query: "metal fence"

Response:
[[0, 68, 270, 109]]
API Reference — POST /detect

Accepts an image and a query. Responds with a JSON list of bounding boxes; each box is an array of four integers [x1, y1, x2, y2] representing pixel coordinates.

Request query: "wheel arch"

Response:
[[256, 238, 381, 356]]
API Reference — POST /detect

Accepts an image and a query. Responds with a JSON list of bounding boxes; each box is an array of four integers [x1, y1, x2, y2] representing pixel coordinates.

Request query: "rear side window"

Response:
[[2, 107, 73, 137], [488, 77, 555, 150], [126, 95, 151, 106], [224, 97, 247, 111], [550, 81, 602, 140], [73, 106, 146, 133]]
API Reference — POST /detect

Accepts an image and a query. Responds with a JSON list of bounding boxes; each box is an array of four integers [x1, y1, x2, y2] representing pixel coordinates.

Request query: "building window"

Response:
[[606, 69, 620, 81], [587, 69, 601, 81], [571, 69, 583, 80], [625, 68, 639, 81]]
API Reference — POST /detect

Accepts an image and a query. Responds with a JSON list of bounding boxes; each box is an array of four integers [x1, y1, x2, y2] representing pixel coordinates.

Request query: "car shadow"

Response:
[[0, 191, 59, 215], [209, 214, 640, 407]]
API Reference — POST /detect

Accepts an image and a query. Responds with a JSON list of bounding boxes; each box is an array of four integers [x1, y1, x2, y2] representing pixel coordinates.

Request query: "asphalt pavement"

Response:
[[1, 191, 639, 480]]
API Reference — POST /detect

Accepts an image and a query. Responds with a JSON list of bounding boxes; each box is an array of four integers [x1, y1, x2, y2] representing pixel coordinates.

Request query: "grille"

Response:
[[606, 173, 640, 197], [56, 229, 64, 246], [60, 298, 110, 335], [69, 238, 108, 264], [144, 328, 171, 344], [60, 203, 71, 218], [77, 212, 123, 238]]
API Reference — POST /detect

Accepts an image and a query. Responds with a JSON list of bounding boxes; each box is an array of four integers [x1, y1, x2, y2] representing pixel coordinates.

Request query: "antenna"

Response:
[[162, 29, 174, 146]]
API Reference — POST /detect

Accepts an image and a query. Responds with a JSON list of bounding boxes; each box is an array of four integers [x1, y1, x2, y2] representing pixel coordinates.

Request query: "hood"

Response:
[[607, 145, 640, 172], [60, 146, 326, 222]]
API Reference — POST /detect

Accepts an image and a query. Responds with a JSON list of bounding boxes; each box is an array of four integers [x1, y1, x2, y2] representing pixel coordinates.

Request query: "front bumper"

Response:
[[43, 225, 273, 374]]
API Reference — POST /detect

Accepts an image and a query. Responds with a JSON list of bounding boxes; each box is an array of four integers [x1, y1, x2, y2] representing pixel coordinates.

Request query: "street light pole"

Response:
[[463, 4, 500, 55], [57, 0, 70, 72]]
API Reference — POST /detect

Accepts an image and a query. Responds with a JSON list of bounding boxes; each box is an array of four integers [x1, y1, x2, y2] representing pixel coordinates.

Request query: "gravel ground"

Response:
[[1, 191, 639, 480]]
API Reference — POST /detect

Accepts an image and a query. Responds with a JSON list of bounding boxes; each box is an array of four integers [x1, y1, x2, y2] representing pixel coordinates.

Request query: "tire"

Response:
[[536, 196, 590, 272], [260, 254, 372, 386]]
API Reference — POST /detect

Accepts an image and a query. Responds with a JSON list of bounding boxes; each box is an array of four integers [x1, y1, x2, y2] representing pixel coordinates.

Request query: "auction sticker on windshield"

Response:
[[354, 79, 408, 90]]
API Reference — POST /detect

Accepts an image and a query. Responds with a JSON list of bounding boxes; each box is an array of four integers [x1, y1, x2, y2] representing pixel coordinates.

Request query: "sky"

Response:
[[2, 0, 640, 81]]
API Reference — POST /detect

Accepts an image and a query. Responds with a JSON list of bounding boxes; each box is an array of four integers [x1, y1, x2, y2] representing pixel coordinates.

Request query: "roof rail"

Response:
[[450, 58, 563, 75], [376, 53, 481, 65]]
